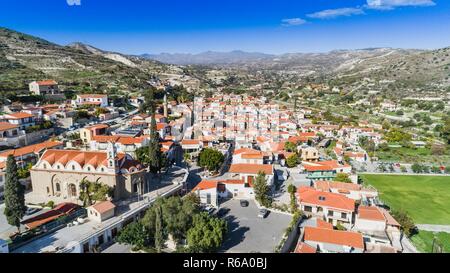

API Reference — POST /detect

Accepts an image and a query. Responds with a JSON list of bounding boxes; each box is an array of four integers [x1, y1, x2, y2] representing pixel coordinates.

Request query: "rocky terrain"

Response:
[[0, 27, 172, 94]]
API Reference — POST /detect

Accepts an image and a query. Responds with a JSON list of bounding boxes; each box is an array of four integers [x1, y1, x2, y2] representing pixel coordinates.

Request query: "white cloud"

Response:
[[307, 8, 365, 19], [281, 18, 307, 27], [366, 0, 436, 9]]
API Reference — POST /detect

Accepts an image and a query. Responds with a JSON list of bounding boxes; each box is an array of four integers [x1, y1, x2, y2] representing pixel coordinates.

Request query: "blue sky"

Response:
[[1, 0, 450, 54]]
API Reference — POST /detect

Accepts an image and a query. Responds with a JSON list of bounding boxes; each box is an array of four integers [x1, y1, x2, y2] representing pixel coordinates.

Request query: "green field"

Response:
[[375, 146, 450, 165], [361, 174, 450, 225], [410, 231, 450, 253]]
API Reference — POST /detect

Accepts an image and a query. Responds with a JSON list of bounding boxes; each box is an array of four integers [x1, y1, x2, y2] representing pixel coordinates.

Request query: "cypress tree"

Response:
[[148, 114, 163, 174], [154, 204, 164, 253], [4, 155, 26, 232]]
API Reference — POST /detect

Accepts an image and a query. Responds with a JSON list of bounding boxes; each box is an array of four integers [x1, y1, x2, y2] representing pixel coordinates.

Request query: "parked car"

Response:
[[202, 205, 215, 215], [216, 208, 230, 218], [240, 200, 249, 207], [258, 209, 268, 218], [25, 207, 41, 216]]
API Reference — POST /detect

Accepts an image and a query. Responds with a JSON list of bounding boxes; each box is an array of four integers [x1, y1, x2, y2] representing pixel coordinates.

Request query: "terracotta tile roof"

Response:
[[91, 135, 121, 143], [229, 164, 273, 175], [241, 153, 264, 159], [357, 206, 385, 221], [192, 180, 218, 191], [297, 187, 355, 212], [181, 139, 201, 145], [0, 141, 63, 159], [379, 207, 401, 227], [304, 226, 364, 250], [22, 203, 79, 230], [294, 242, 317, 253], [80, 101, 102, 105], [78, 94, 107, 99], [4, 112, 34, 119], [36, 80, 58, 86], [91, 201, 116, 214], [233, 148, 260, 155], [315, 180, 361, 192], [39, 149, 144, 171], [0, 122, 19, 131], [192, 179, 246, 192], [156, 123, 168, 130], [303, 160, 350, 172], [316, 218, 334, 230], [86, 124, 109, 130]]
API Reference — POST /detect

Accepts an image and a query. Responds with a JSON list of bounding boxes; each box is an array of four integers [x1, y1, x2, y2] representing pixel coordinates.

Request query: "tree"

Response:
[[141, 87, 157, 114], [382, 120, 391, 130], [286, 154, 299, 168], [287, 184, 298, 213], [253, 171, 271, 207], [335, 173, 352, 183], [186, 212, 227, 253], [284, 141, 297, 152], [79, 179, 113, 207], [442, 117, 450, 145], [198, 148, 224, 173], [391, 209, 416, 237], [116, 222, 149, 250], [148, 114, 165, 174], [154, 204, 164, 253], [3, 155, 26, 232], [411, 163, 424, 173]]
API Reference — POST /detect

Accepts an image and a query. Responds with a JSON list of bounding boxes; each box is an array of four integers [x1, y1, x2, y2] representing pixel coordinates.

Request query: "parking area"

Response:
[[218, 199, 292, 253]]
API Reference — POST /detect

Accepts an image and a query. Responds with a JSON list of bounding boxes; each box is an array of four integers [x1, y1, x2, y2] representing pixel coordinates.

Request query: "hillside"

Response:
[[0, 27, 171, 94]]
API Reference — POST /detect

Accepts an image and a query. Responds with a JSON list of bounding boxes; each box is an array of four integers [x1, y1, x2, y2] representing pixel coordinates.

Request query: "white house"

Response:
[[87, 201, 116, 223], [191, 179, 254, 207], [303, 226, 364, 253], [228, 164, 275, 187], [29, 80, 60, 96], [297, 186, 355, 226], [73, 94, 109, 108]]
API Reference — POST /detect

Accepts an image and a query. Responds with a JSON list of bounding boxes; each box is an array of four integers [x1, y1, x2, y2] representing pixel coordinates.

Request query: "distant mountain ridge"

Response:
[[141, 50, 275, 65]]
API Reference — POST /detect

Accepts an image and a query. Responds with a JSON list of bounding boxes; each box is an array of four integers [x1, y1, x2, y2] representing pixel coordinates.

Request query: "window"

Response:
[[83, 243, 90, 253], [328, 210, 334, 217], [43, 164, 47, 169], [57, 165, 60, 169], [304, 206, 312, 212], [55, 183, 61, 192], [72, 165, 75, 170], [341, 212, 347, 219], [87, 167, 91, 171]]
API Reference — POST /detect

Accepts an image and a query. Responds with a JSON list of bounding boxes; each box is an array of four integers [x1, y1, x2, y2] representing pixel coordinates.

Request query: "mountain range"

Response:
[[1, 26, 450, 95]]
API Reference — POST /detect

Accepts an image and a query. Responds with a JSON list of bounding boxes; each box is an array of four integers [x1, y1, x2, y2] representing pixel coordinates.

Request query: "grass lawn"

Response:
[[361, 174, 450, 225], [410, 231, 450, 253]]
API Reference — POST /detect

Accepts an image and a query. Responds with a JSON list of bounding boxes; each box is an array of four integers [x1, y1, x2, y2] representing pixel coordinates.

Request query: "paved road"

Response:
[[401, 236, 419, 253], [416, 224, 450, 233], [219, 199, 291, 253]]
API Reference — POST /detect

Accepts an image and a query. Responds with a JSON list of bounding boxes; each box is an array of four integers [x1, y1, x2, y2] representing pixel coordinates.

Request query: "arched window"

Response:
[[56, 183, 61, 192], [57, 165, 60, 169], [87, 167, 91, 171], [69, 184, 77, 197], [72, 165, 75, 170]]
